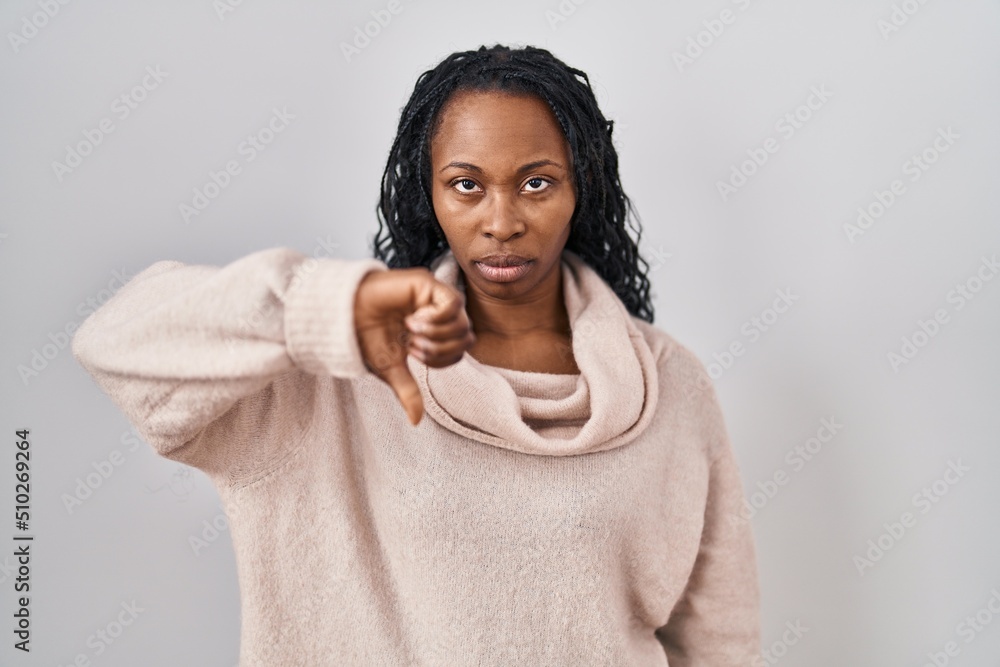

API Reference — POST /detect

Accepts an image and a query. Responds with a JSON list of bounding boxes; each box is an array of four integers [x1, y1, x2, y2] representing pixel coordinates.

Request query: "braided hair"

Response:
[[372, 43, 654, 323]]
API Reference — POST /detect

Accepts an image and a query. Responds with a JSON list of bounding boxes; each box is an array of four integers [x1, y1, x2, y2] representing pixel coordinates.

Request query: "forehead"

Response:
[[429, 90, 570, 166]]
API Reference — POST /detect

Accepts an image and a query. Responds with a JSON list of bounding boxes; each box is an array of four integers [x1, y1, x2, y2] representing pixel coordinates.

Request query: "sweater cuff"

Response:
[[284, 256, 388, 377]]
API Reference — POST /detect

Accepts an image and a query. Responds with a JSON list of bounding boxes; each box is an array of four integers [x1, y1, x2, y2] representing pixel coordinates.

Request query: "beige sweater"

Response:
[[71, 246, 761, 666]]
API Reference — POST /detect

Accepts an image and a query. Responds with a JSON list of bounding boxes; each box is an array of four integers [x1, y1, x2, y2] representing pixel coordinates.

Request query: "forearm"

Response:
[[72, 246, 386, 473]]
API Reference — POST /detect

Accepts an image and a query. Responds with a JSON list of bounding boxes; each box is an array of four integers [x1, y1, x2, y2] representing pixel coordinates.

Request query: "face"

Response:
[[428, 89, 576, 303]]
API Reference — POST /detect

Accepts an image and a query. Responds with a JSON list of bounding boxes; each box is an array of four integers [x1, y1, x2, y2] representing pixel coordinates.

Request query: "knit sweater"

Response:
[[71, 246, 761, 666]]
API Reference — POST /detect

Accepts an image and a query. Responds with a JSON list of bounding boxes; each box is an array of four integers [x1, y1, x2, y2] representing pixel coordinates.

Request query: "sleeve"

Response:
[[655, 382, 762, 665], [71, 246, 387, 481]]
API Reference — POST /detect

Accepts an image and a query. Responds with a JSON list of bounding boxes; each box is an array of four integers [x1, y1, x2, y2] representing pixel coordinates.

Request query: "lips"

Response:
[[477, 254, 530, 267], [473, 257, 533, 283]]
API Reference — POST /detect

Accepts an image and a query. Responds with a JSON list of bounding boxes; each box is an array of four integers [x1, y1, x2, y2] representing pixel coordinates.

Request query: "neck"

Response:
[[463, 263, 570, 339]]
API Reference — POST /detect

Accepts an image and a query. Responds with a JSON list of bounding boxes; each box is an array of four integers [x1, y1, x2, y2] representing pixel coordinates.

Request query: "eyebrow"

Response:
[[438, 159, 564, 174]]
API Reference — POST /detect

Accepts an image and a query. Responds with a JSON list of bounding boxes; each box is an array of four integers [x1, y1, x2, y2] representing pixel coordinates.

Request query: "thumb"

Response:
[[412, 277, 465, 325], [380, 360, 424, 426]]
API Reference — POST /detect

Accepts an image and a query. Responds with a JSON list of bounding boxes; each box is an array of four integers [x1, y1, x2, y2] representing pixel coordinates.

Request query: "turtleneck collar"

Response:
[[406, 248, 659, 456]]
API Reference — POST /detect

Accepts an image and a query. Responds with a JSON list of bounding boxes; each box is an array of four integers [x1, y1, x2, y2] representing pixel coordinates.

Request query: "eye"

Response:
[[452, 178, 481, 194], [524, 177, 551, 192]]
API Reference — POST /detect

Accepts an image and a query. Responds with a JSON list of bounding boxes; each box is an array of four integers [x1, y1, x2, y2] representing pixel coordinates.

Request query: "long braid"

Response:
[[372, 44, 654, 324]]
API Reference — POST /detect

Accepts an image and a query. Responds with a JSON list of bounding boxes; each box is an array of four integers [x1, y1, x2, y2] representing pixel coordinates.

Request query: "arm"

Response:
[[71, 246, 386, 480], [656, 386, 762, 665]]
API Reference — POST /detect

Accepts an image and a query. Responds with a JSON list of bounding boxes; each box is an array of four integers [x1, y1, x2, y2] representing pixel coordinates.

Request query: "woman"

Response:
[[73, 44, 761, 666]]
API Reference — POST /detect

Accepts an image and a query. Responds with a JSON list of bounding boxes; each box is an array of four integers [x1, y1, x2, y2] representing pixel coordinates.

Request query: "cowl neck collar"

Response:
[[407, 249, 659, 456]]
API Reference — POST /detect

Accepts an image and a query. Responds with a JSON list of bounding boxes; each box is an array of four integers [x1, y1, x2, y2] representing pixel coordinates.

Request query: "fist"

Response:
[[353, 267, 476, 425]]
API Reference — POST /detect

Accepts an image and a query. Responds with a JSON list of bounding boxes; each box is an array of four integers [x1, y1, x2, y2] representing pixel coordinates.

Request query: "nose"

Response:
[[480, 192, 525, 242]]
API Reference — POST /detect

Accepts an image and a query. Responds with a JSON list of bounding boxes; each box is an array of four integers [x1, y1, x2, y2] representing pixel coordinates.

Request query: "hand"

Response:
[[353, 267, 476, 425]]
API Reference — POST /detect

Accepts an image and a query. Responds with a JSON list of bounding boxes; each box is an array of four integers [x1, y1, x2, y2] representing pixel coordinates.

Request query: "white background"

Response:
[[2, 0, 999, 665]]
